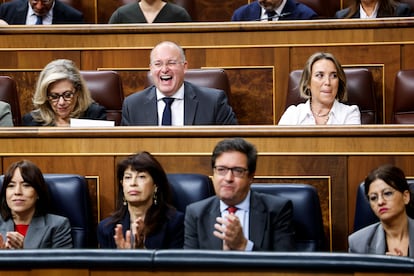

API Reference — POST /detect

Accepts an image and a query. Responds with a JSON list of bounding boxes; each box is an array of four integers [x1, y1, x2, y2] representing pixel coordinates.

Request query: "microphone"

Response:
[[256, 12, 292, 21]]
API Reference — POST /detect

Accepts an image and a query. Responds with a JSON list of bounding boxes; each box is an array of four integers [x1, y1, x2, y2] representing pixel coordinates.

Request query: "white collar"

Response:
[[219, 190, 251, 213], [156, 83, 184, 101], [359, 2, 379, 18], [261, 0, 288, 19]]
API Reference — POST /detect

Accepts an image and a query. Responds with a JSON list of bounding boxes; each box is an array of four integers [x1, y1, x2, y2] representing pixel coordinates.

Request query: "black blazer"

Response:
[[97, 208, 184, 249], [0, 0, 84, 24], [231, 0, 318, 21], [22, 103, 106, 126]]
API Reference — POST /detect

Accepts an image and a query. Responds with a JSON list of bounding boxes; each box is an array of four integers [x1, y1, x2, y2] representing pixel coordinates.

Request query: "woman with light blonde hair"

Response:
[[22, 59, 106, 126]]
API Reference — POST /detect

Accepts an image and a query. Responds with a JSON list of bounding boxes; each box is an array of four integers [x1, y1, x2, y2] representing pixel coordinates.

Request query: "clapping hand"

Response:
[[0, 232, 24, 249], [213, 213, 247, 251], [113, 217, 146, 249], [386, 247, 405, 257]]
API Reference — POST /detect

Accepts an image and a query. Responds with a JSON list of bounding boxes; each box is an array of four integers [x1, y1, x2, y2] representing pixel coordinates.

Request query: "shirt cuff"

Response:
[[245, 240, 254, 251]]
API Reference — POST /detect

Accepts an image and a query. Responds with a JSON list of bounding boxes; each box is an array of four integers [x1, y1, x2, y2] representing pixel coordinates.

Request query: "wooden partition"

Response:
[[1, 19, 414, 252], [0, 0, 248, 23], [0, 0, 345, 23], [1, 19, 414, 124], [2, 125, 414, 252]]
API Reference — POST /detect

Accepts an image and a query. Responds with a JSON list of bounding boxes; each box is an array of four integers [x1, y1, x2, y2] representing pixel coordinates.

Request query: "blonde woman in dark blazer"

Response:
[[22, 59, 106, 126]]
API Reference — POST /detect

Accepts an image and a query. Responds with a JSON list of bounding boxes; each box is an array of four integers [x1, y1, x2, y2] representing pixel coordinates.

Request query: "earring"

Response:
[[153, 186, 158, 205], [123, 197, 127, 206]]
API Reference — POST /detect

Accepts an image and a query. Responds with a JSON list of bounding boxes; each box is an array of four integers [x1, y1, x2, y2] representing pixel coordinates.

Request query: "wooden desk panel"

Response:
[[0, 0, 345, 23], [2, 125, 414, 251], [0, 19, 413, 124]]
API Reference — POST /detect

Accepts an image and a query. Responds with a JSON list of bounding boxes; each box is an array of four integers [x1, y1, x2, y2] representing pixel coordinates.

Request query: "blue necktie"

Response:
[[35, 15, 43, 25], [162, 97, 175, 125]]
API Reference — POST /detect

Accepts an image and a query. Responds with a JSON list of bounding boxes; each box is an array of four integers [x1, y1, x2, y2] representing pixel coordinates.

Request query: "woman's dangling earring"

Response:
[[123, 197, 127, 206], [153, 186, 158, 205]]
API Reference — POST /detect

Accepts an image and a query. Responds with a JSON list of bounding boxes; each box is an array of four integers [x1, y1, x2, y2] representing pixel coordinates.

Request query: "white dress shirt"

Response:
[[278, 99, 361, 125], [219, 191, 254, 251], [156, 84, 184, 126], [26, 2, 54, 25], [359, 3, 379, 18]]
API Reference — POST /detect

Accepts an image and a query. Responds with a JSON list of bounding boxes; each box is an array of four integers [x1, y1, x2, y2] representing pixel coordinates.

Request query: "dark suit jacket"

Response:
[[21, 103, 106, 126], [121, 81, 237, 126], [231, 0, 318, 21], [0, 213, 73, 248], [335, 3, 412, 18], [97, 209, 184, 249], [348, 217, 414, 257], [184, 191, 296, 251], [0, 0, 84, 24]]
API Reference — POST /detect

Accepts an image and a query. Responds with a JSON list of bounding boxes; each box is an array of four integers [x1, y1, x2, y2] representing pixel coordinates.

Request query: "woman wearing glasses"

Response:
[[22, 59, 106, 126], [348, 164, 414, 257]]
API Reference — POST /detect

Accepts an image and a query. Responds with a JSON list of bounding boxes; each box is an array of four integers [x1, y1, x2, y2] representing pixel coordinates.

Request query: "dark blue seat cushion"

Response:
[[167, 173, 215, 213], [251, 183, 326, 252]]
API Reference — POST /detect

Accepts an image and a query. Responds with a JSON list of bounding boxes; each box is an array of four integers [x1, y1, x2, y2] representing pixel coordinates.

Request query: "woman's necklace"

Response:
[[311, 102, 330, 124], [313, 110, 330, 117], [310, 102, 330, 117]]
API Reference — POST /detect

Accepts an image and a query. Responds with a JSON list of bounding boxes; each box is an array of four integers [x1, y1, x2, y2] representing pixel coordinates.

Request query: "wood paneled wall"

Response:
[[1, 19, 414, 252], [1, 0, 411, 23], [0, 0, 345, 24], [0, 19, 413, 124], [2, 125, 414, 253]]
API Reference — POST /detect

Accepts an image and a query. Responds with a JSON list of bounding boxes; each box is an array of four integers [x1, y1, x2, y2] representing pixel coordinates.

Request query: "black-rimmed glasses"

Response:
[[47, 91, 75, 102], [213, 166, 248, 178]]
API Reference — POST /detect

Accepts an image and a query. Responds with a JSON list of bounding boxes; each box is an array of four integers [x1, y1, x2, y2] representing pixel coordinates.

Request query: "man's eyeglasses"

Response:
[[150, 60, 184, 69], [368, 189, 395, 203], [31, 0, 54, 4], [47, 91, 75, 102], [214, 166, 248, 178]]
